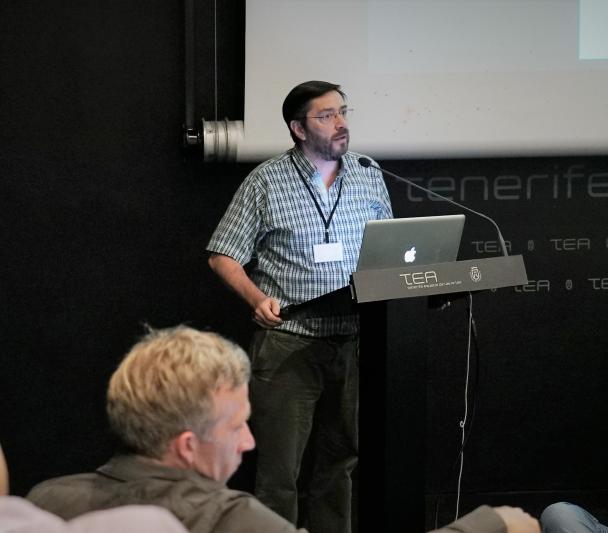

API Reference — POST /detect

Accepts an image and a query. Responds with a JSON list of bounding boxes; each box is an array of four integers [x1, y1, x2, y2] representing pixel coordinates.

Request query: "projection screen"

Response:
[[237, 0, 608, 161]]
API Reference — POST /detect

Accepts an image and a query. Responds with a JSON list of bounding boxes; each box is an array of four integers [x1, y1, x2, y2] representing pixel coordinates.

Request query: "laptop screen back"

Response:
[[356, 214, 465, 270]]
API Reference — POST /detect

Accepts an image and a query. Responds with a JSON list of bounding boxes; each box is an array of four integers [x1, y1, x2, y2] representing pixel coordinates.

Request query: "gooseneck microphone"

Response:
[[358, 157, 509, 257]]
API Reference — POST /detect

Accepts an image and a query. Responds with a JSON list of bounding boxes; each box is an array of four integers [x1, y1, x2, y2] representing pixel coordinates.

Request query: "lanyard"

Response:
[[290, 153, 344, 243]]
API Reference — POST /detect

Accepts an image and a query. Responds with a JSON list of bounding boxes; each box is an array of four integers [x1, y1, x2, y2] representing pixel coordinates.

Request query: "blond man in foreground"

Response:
[[27, 326, 300, 532]]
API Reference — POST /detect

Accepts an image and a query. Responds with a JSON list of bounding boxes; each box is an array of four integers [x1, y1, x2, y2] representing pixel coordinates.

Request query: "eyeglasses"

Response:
[[298, 108, 354, 125]]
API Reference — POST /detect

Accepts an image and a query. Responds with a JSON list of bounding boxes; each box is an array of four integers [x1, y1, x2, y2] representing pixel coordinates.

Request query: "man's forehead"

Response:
[[310, 90, 346, 110], [211, 383, 249, 418]]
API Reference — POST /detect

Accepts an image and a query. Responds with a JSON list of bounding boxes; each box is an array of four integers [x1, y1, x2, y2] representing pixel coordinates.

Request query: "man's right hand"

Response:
[[252, 296, 283, 328], [494, 506, 540, 533], [208, 254, 284, 329]]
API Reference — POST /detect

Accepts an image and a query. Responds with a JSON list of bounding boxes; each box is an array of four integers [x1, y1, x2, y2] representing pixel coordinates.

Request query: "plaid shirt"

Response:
[[206, 146, 393, 336]]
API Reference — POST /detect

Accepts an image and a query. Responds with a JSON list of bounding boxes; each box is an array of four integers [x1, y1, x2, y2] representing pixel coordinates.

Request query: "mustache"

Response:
[[332, 129, 349, 140]]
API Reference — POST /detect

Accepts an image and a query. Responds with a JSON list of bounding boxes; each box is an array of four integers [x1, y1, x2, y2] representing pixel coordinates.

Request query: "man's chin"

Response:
[[332, 145, 348, 160], [227, 458, 242, 480]]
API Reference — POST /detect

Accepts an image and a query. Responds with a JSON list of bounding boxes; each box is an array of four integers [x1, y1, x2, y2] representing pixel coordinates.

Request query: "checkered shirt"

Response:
[[206, 146, 393, 336]]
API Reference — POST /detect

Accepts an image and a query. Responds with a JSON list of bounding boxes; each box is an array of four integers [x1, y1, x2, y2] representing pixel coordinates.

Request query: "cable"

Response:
[[433, 292, 481, 529], [454, 292, 474, 520]]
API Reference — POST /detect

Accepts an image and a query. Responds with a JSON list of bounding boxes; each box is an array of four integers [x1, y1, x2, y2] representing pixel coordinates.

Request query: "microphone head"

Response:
[[358, 157, 372, 168]]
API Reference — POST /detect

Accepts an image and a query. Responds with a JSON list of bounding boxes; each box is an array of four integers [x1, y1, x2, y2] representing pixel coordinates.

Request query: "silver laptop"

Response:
[[356, 214, 465, 270]]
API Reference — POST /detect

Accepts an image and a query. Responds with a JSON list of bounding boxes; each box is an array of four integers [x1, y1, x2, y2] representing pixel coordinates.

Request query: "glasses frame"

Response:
[[295, 108, 354, 125]]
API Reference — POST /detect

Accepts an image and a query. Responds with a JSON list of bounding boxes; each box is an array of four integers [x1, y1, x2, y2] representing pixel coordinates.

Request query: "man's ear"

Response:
[[171, 431, 198, 467], [290, 119, 306, 142]]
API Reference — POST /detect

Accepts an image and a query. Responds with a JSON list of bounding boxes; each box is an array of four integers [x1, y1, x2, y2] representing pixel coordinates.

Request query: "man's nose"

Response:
[[335, 113, 347, 128], [241, 422, 256, 451]]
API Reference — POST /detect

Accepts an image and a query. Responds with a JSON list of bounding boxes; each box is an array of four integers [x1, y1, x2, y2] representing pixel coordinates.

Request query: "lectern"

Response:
[[280, 255, 528, 531], [280, 255, 527, 317]]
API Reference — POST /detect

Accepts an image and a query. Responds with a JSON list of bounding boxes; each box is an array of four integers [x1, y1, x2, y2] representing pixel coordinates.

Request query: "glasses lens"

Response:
[[312, 109, 354, 124]]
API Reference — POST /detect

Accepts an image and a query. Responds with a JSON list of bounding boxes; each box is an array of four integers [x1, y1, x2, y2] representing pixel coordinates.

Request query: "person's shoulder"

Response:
[[245, 150, 293, 184], [27, 471, 99, 498], [26, 471, 103, 519], [213, 487, 303, 532], [176, 482, 303, 533]]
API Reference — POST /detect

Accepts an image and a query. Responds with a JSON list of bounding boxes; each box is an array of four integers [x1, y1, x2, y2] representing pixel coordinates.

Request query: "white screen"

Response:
[[239, 0, 608, 161]]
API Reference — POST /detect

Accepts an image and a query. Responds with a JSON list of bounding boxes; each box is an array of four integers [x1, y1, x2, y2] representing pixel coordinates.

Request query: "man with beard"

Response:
[[206, 80, 393, 533]]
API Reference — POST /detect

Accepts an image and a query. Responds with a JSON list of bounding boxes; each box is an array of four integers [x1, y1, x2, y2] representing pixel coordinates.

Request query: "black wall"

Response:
[[1, 1, 607, 529], [1, 0, 252, 495], [382, 157, 608, 527]]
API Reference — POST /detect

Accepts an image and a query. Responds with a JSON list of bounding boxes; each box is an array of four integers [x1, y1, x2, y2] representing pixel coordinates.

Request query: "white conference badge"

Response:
[[313, 242, 344, 263]]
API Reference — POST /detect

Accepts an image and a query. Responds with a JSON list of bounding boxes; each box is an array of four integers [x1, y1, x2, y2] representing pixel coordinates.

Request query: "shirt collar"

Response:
[[98, 454, 225, 488]]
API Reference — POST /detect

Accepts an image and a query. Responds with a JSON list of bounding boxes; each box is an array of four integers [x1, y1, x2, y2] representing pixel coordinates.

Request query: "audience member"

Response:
[[26, 326, 301, 532], [541, 502, 608, 533]]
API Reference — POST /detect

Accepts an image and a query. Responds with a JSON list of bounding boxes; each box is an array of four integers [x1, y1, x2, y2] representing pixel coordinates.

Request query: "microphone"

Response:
[[358, 157, 509, 257]]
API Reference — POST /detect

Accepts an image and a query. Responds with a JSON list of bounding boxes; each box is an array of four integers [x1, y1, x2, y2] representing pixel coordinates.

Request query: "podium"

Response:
[[280, 255, 528, 531], [280, 255, 527, 317]]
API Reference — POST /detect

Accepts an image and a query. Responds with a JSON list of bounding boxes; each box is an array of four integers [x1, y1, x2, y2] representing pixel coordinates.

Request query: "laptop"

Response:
[[356, 214, 465, 270]]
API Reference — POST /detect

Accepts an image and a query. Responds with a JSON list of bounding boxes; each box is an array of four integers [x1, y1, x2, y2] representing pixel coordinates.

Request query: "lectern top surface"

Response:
[[356, 214, 465, 270]]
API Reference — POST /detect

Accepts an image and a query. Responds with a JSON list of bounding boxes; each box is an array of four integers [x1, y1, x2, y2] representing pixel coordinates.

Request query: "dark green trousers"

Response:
[[249, 328, 359, 533]]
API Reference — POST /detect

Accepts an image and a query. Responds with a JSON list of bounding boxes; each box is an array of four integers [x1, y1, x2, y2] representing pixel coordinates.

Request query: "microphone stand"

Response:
[[359, 158, 509, 257]]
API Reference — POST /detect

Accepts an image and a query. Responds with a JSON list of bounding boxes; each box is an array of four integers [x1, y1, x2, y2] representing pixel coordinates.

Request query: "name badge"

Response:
[[313, 242, 344, 263]]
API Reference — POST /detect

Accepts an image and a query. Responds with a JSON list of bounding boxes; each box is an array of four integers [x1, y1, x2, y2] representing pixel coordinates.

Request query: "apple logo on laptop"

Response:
[[404, 246, 416, 263]]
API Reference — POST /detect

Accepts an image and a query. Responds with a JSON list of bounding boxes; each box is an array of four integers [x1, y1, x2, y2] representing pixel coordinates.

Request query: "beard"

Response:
[[305, 127, 350, 161]]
